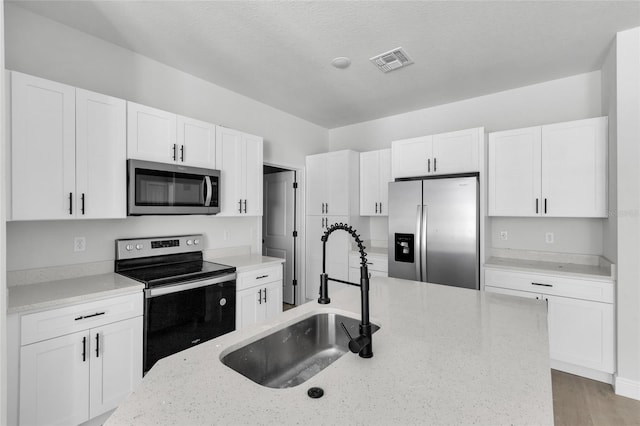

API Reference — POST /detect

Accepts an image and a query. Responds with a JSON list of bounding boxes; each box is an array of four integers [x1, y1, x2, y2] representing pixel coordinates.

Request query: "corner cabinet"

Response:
[[391, 127, 482, 179], [360, 149, 391, 216], [10, 71, 127, 220], [484, 267, 615, 382], [488, 117, 608, 217], [305, 150, 365, 301], [16, 293, 143, 426], [236, 265, 283, 329], [127, 102, 216, 168], [216, 126, 263, 216]]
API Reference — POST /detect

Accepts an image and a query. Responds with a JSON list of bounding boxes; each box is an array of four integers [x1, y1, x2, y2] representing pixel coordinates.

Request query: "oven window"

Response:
[[135, 169, 205, 206], [144, 282, 236, 372]]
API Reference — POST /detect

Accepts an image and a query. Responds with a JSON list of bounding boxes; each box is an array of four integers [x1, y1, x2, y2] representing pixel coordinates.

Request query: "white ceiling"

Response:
[[9, 1, 640, 129]]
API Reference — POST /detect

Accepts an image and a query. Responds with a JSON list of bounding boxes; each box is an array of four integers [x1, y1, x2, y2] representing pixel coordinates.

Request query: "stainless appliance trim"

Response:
[[145, 273, 237, 298]]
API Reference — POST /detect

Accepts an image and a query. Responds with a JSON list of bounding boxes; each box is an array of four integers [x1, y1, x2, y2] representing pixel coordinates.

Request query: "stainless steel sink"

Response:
[[220, 313, 380, 388]]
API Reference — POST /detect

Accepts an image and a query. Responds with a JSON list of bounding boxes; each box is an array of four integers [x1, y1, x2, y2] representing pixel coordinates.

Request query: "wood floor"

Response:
[[552, 370, 640, 426]]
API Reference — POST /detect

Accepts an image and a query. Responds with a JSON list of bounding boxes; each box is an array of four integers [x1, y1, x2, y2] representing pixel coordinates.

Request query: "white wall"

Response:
[[0, 0, 7, 421], [3, 4, 328, 271], [613, 27, 640, 399], [331, 72, 605, 255]]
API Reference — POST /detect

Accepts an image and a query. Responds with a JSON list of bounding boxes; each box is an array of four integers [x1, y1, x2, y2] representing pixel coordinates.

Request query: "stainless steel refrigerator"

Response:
[[388, 175, 479, 290]]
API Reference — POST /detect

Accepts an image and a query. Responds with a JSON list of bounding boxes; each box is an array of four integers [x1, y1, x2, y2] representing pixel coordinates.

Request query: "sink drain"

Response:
[[307, 387, 324, 399]]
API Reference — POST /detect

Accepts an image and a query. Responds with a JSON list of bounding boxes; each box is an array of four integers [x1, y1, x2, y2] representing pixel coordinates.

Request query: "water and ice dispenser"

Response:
[[394, 233, 414, 263]]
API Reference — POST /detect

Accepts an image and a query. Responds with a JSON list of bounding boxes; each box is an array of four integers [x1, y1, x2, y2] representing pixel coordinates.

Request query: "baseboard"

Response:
[[615, 376, 640, 401], [550, 359, 613, 384]]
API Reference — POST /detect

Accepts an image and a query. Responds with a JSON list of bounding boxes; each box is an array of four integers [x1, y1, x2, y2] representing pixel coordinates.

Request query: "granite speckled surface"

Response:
[[484, 257, 613, 281], [207, 254, 284, 273], [7, 274, 144, 314], [107, 277, 553, 426]]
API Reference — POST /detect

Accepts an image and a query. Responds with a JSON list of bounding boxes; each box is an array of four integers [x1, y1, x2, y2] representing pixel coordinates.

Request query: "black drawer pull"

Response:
[[74, 311, 106, 321], [256, 275, 269, 279], [531, 282, 553, 287]]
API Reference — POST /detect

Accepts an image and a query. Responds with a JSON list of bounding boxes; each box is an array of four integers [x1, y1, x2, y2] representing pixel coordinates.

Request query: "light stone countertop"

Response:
[[484, 257, 613, 281], [107, 277, 553, 426], [7, 273, 144, 314], [206, 254, 284, 273]]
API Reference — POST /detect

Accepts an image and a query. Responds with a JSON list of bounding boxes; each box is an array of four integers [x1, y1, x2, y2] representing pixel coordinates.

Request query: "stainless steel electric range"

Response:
[[115, 234, 236, 373]]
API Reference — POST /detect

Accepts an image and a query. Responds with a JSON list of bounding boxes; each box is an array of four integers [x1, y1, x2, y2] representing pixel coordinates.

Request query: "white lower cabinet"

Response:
[[349, 251, 388, 283], [15, 293, 143, 426], [236, 265, 283, 330], [485, 268, 615, 379]]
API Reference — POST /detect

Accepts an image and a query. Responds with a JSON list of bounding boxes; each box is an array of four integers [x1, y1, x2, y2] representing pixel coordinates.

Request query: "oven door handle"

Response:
[[145, 273, 237, 298], [204, 176, 212, 207]]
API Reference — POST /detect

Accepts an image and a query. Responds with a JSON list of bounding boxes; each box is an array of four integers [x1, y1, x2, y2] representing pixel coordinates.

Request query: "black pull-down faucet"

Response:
[[318, 223, 373, 358]]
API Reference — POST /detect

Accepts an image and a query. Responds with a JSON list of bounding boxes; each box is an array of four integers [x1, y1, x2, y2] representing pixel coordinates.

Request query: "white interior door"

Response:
[[263, 171, 295, 304]]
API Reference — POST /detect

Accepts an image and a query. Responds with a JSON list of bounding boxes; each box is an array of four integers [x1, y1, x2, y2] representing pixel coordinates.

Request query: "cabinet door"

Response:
[[432, 128, 481, 175], [392, 135, 432, 179], [11, 72, 76, 220], [263, 281, 283, 322], [324, 215, 350, 284], [75, 89, 127, 219], [177, 115, 216, 168], [20, 331, 90, 426], [326, 151, 350, 216], [306, 215, 349, 299], [541, 117, 608, 217], [488, 127, 542, 216], [127, 101, 177, 163], [546, 295, 614, 373], [216, 126, 244, 215], [360, 150, 379, 216], [89, 317, 143, 418], [243, 134, 264, 216], [378, 148, 392, 216], [236, 288, 262, 329], [306, 154, 327, 215]]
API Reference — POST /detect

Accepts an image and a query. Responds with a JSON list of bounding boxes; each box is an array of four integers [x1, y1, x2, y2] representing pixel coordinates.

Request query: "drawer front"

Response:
[[21, 292, 143, 345], [484, 268, 614, 303], [237, 265, 282, 291], [350, 252, 388, 273]]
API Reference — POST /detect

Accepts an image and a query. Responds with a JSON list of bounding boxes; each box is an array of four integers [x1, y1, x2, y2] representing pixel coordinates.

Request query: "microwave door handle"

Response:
[[204, 176, 212, 206]]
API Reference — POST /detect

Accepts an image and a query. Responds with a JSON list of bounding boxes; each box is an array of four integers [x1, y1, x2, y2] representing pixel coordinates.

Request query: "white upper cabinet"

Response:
[[306, 150, 355, 216], [127, 102, 177, 163], [392, 127, 482, 179], [127, 102, 216, 168], [216, 126, 263, 216], [176, 115, 216, 168], [360, 149, 391, 216], [10, 72, 126, 221], [488, 117, 607, 217]]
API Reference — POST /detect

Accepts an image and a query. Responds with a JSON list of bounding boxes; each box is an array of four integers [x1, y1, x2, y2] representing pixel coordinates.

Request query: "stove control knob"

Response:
[[136, 244, 143, 250], [186, 239, 193, 246], [125, 244, 134, 251], [194, 239, 200, 245]]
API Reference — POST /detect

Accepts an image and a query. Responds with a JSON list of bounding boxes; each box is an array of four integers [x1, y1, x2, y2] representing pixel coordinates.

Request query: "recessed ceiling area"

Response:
[[7, 1, 640, 129]]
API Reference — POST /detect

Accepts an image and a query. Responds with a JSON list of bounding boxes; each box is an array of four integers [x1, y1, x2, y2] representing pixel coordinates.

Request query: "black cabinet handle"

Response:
[[69, 192, 73, 215], [172, 144, 177, 161], [379, 202, 382, 213], [243, 199, 247, 213], [81, 193, 85, 215], [95, 333, 100, 358], [427, 158, 431, 173], [375, 202, 378, 214], [434, 157, 437, 172], [263, 288, 267, 303], [74, 311, 106, 321], [544, 198, 548, 214], [256, 275, 269, 280], [82, 336, 87, 362], [532, 282, 553, 287], [238, 199, 242, 213], [536, 198, 539, 214], [258, 288, 262, 304], [180, 145, 185, 162]]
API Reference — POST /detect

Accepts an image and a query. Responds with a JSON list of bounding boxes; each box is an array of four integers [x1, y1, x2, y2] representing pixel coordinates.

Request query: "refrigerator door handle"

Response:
[[421, 205, 428, 282], [416, 205, 425, 281]]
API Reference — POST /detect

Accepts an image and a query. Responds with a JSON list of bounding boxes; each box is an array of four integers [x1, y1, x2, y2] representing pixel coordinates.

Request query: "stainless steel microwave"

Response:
[[127, 159, 220, 215]]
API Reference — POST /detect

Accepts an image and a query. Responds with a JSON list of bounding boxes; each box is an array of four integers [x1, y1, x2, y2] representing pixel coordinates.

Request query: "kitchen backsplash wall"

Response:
[[6, 216, 259, 271]]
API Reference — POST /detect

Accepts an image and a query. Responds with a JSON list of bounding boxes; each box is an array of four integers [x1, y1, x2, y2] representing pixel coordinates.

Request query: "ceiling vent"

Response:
[[369, 47, 414, 73]]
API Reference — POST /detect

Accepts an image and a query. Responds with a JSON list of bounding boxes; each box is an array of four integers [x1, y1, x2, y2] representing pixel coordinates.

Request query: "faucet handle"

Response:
[[340, 322, 371, 354]]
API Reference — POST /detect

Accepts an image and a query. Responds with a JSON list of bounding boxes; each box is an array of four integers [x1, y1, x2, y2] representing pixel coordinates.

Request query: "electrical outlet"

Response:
[[545, 232, 554, 244], [74, 237, 86, 252], [500, 230, 508, 241]]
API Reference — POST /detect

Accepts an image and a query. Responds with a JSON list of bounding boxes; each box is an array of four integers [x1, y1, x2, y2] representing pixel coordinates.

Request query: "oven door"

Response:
[[128, 159, 220, 215], [143, 274, 236, 373]]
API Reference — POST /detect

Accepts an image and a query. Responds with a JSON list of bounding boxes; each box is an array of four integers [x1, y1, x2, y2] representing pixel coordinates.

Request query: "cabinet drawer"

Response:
[[350, 252, 388, 273], [21, 292, 143, 345], [237, 265, 282, 291], [484, 268, 613, 303]]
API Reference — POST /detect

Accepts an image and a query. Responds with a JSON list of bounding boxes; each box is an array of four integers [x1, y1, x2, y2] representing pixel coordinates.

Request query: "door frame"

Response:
[[262, 161, 306, 306]]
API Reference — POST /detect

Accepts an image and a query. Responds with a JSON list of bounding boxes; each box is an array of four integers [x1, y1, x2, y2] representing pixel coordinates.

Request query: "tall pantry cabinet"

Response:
[[305, 150, 367, 301]]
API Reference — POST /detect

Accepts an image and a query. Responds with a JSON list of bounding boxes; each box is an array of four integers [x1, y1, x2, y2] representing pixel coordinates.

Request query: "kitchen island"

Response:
[[107, 277, 553, 425]]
